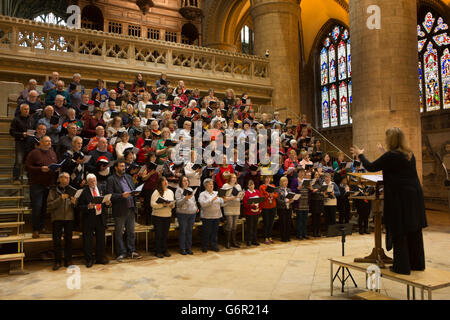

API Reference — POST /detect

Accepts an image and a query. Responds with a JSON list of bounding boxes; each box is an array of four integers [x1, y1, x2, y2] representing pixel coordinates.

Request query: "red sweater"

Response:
[[215, 165, 235, 189], [83, 117, 105, 138], [259, 184, 278, 209], [25, 148, 57, 186], [243, 189, 262, 216], [136, 137, 155, 164]]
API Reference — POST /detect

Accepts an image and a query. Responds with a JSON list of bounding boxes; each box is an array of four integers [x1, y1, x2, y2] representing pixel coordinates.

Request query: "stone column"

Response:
[[250, 0, 301, 118], [350, 0, 422, 178]]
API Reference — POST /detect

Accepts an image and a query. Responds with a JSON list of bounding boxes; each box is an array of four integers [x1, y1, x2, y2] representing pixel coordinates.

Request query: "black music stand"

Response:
[[327, 223, 357, 292]]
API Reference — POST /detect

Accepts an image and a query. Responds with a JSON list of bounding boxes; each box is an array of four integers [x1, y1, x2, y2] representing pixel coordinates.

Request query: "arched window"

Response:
[[241, 25, 254, 55], [417, 9, 450, 112], [319, 25, 351, 129], [33, 12, 66, 26]]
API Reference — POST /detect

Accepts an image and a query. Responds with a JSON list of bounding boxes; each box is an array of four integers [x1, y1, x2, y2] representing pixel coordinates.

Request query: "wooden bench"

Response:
[[0, 253, 25, 263], [0, 207, 31, 214], [330, 256, 450, 300]]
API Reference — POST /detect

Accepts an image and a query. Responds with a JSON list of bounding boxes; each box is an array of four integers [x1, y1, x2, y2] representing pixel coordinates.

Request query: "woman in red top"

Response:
[[136, 127, 154, 165], [215, 155, 235, 189], [259, 175, 279, 244], [175, 86, 188, 105], [243, 180, 262, 246], [141, 152, 160, 225], [284, 149, 299, 180]]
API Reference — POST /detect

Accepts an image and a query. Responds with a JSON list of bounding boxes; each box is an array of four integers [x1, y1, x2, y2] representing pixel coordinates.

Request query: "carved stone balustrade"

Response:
[[0, 15, 273, 105]]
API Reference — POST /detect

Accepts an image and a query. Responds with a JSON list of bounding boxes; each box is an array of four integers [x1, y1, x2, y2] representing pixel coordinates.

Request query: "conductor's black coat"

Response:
[[359, 151, 427, 250]]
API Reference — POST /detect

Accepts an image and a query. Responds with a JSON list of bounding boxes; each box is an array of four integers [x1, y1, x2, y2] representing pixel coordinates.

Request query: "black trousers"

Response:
[[357, 206, 370, 232], [153, 215, 171, 254], [278, 208, 291, 241], [261, 208, 276, 238], [323, 206, 336, 227], [338, 197, 350, 224], [52, 220, 73, 263], [82, 214, 106, 263], [142, 189, 153, 225], [392, 229, 426, 275], [245, 215, 259, 243], [311, 200, 323, 235]]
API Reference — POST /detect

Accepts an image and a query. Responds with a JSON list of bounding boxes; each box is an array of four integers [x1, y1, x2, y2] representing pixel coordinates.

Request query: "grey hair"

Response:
[[203, 178, 213, 188], [73, 73, 81, 79], [29, 79, 37, 84], [55, 94, 65, 100], [72, 136, 82, 144], [86, 173, 97, 181]]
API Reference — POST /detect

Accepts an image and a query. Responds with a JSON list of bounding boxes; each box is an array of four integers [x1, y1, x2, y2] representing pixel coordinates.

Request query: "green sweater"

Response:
[[45, 89, 72, 107]]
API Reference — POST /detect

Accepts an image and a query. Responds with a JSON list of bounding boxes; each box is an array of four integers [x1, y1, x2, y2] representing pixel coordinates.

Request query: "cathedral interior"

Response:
[[0, 0, 449, 301]]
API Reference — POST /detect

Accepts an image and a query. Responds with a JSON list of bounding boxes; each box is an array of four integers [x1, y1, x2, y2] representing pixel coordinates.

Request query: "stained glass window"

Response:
[[419, 61, 424, 113], [442, 48, 450, 109], [338, 41, 347, 81], [348, 80, 352, 124], [321, 87, 330, 128], [318, 25, 351, 128], [330, 84, 338, 127], [329, 44, 336, 83], [339, 82, 349, 125], [417, 10, 450, 112], [320, 47, 328, 85]]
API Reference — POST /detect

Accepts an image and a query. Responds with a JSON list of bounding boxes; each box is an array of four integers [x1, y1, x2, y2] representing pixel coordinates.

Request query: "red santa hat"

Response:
[[96, 156, 110, 164]]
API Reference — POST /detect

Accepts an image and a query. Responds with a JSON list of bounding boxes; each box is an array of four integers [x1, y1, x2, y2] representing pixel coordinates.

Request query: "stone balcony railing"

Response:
[[0, 15, 272, 91]]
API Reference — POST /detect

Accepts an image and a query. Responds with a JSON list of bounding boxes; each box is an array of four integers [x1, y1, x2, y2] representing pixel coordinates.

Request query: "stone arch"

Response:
[[81, 4, 104, 31], [308, 18, 349, 65], [417, 0, 450, 23], [203, 0, 251, 52]]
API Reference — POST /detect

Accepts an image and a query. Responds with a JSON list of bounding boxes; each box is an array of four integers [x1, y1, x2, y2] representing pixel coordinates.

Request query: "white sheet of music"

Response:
[[361, 175, 383, 183]]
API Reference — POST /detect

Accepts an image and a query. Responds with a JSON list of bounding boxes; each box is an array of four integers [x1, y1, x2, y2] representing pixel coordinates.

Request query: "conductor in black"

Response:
[[351, 127, 427, 275]]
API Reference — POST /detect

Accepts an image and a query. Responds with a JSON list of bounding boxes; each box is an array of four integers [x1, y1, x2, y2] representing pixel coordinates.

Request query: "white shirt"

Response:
[[89, 186, 102, 215], [184, 161, 201, 187], [199, 190, 224, 219], [115, 142, 134, 160]]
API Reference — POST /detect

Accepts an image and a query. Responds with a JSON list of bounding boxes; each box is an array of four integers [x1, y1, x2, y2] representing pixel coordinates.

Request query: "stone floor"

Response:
[[0, 209, 449, 300]]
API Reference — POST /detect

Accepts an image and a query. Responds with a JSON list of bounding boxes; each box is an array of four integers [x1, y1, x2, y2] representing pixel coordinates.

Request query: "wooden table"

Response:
[[330, 256, 450, 300]]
